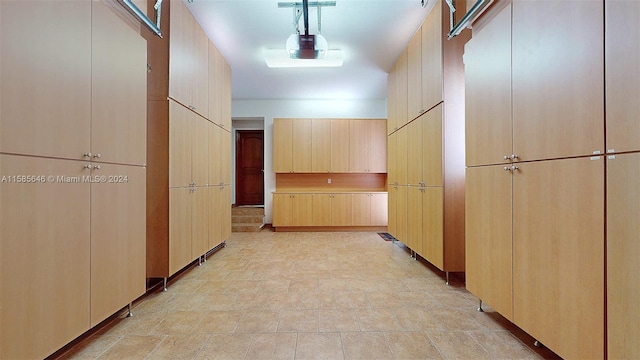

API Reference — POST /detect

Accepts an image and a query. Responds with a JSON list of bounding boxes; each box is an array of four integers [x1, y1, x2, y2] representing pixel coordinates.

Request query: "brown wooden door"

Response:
[[235, 130, 264, 205]]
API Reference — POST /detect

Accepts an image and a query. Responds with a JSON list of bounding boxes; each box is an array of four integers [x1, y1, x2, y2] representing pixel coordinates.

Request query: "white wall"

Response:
[[232, 99, 387, 223]]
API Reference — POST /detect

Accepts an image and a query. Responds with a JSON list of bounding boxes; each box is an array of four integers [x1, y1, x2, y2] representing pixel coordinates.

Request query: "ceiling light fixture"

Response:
[[266, 1, 340, 67]]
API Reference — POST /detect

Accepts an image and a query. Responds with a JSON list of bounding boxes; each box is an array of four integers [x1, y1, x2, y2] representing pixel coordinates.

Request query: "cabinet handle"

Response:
[[511, 165, 519, 171], [511, 154, 519, 160], [84, 164, 93, 170], [503, 155, 510, 160], [93, 153, 102, 159], [189, 105, 196, 110], [94, 165, 101, 170], [84, 152, 92, 158], [504, 166, 511, 172]]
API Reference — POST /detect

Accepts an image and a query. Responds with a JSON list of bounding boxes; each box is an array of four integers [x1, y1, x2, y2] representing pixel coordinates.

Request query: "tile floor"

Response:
[[58, 229, 561, 360]]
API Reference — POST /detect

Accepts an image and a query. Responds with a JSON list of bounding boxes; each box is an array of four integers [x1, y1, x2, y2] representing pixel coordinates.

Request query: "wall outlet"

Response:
[[328, 178, 332, 184]]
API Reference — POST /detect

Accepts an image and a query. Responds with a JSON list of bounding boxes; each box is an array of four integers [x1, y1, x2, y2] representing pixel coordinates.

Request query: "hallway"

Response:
[[59, 230, 560, 359]]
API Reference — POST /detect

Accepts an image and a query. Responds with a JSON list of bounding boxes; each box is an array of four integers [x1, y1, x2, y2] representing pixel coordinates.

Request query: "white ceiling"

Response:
[[185, 0, 436, 101]]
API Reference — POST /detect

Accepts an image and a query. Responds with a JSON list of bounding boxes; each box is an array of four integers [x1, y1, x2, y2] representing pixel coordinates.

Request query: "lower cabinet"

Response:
[[273, 192, 387, 229], [0, 154, 146, 359], [466, 156, 605, 359], [210, 184, 231, 249], [388, 186, 407, 243]]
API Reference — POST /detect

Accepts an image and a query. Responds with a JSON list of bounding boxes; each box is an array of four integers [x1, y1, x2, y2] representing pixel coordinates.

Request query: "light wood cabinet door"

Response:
[[423, 104, 443, 186], [209, 185, 223, 248], [169, 102, 192, 187], [607, 152, 640, 360], [349, 120, 368, 173], [0, 1, 91, 160], [351, 193, 371, 226], [221, 60, 232, 130], [396, 127, 408, 185], [331, 194, 352, 226], [368, 119, 387, 173], [168, 0, 192, 107], [292, 193, 313, 226], [395, 186, 408, 243], [407, 119, 423, 185], [312, 119, 331, 172], [1, 155, 91, 360], [464, 3, 512, 167], [191, 22, 209, 119], [331, 119, 350, 173], [387, 133, 398, 185], [209, 41, 232, 129], [605, 0, 640, 153], [208, 123, 221, 185], [406, 186, 423, 255], [90, 164, 146, 327], [512, 1, 604, 161], [387, 68, 398, 134], [220, 185, 232, 240], [421, 0, 443, 111], [91, 1, 146, 166], [169, 187, 192, 275], [312, 194, 332, 226], [191, 186, 209, 258], [272, 193, 292, 226], [465, 165, 513, 320], [220, 128, 232, 184], [513, 157, 604, 360], [273, 119, 292, 173], [395, 50, 409, 128], [192, 115, 209, 186], [370, 193, 388, 226], [422, 187, 443, 270], [388, 186, 398, 236], [292, 119, 312, 173], [407, 30, 423, 119]]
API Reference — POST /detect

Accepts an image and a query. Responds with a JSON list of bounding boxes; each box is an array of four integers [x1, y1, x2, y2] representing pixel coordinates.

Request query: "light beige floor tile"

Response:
[[341, 332, 392, 360], [426, 331, 492, 360], [430, 308, 482, 331], [235, 310, 280, 333], [295, 333, 344, 360], [392, 307, 439, 331], [245, 333, 297, 360], [259, 279, 291, 293], [335, 292, 371, 309], [146, 334, 210, 359], [95, 335, 163, 360], [150, 311, 206, 335], [58, 335, 121, 359], [469, 330, 541, 359], [385, 331, 442, 359], [278, 310, 319, 332], [356, 308, 404, 331], [319, 310, 360, 332], [195, 334, 253, 360], [194, 311, 242, 333]]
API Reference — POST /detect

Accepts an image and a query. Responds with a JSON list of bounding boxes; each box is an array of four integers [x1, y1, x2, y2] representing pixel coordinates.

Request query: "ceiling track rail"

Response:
[[278, 1, 336, 35], [119, 0, 163, 38], [447, 0, 494, 39]]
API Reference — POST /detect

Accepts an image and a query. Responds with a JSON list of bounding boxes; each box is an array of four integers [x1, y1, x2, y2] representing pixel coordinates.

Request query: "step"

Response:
[[232, 214, 264, 224], [231, 207, 265, 216], [232, 223, 265, 233]]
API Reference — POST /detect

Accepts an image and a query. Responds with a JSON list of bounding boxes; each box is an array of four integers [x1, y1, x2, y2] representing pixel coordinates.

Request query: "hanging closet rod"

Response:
[[447, 0, 494, 39]]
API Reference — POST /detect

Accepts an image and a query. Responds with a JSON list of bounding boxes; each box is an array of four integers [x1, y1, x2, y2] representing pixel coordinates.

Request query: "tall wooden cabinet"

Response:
[[464, 1, 614, 359], [146, 0, 232, 284], [605, 1, 640, 358], [0, 1, 147, 358], [386, 0, 467, 277]]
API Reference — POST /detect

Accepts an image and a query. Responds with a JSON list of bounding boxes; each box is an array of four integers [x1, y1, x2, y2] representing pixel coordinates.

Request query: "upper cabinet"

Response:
[[274, 118, 386, 174], [169, 0, 209, 118], [349, 119, 387, 173], [421, 2, 443, 112], [388, 50, 408, 133], [605, 0, 640, 153], [464, 3, 512, 167], [512, 0, 604, 161], [209, 42, 232, 130], [407, 30, 423, 119], [0, 1, 91, 160]]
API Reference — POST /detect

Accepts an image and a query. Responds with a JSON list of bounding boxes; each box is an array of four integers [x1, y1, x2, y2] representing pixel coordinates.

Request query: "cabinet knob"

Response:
[[504, 155, 510, 160], [511, 165, 519, 171], [94, 165, 101, 170], [504, 166, 511, 172], [84, 164, 93, 170], [84, 152, 92, 158], [93, 153, 101, 159], [511, 154, 519, 160]]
